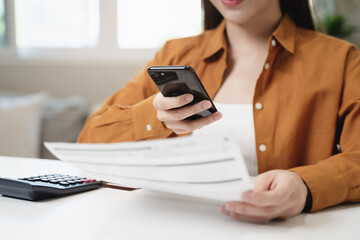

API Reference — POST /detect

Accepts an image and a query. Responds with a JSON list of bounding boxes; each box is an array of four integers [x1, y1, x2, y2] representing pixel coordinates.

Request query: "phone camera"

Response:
[[151, 72, 159, 78]]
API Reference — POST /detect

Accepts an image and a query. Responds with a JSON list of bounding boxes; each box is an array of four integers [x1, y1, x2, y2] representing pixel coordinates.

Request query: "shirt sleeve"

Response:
[[77, 43, 175, 143], [290, 46, 360, 212]]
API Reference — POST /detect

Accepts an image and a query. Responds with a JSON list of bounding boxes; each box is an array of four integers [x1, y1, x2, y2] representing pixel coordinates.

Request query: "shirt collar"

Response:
[[202, 14, 297, 60], [202, 20, 227, 60], [273, 14, 296, 54]]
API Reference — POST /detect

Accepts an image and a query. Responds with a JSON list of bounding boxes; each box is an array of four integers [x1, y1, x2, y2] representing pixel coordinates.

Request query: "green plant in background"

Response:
[[320, 14, 356, 39], [0, 0, 5, 46]]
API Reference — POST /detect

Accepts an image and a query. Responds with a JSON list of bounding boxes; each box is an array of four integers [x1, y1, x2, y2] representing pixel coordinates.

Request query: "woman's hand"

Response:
[[221, 170, 308, 223], [153, 92, 222, 135]]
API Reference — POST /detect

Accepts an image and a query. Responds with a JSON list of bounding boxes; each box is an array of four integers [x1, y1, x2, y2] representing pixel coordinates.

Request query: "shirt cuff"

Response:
[[290, 161, 349, 212], [132, 94, 173, 140]]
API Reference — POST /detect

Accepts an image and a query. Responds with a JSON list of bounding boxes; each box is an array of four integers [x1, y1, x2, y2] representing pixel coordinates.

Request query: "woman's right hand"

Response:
[[153, 92, 222, 135]]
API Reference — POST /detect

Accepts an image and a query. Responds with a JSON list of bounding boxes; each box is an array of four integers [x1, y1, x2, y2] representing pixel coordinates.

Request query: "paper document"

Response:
[[45, 134, 253, 202]]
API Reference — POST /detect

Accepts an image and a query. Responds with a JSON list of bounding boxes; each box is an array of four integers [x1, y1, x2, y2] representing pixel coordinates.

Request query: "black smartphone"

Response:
[[147, 65, 217, 120]]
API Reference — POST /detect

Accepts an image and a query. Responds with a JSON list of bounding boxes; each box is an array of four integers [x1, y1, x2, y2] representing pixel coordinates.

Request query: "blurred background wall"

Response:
[[0, 64, 143, 106], [0, 0, 204, 108], [335, 0, 360, 47]]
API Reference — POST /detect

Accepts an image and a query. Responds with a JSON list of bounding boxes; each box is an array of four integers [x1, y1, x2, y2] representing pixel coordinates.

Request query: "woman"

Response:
[[78, 0, 360, 223]]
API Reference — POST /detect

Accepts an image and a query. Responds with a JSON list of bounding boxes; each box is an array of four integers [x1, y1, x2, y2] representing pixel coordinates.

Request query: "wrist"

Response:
[[289, 170, 312, 212]]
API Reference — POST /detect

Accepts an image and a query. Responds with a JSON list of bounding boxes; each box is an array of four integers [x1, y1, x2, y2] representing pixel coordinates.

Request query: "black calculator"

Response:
[[0, 174, 103, 201]]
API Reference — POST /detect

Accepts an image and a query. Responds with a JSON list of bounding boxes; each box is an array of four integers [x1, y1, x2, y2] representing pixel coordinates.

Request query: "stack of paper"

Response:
[[45, 134, 253, 202]]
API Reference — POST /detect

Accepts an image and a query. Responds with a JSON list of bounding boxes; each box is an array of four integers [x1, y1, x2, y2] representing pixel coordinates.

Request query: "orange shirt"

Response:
[[78, 15, 360, 212]]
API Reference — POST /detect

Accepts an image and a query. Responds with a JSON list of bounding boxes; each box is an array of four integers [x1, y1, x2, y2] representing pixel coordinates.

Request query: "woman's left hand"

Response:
[[221, 170, 308, 223]]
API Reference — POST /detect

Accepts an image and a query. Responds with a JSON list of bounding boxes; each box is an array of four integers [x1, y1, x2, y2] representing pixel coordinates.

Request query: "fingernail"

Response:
[[214, 112, 222, 120], [225, 202, 235, 212], [202, 101, 211, 109], [185, 95, 193, 102]]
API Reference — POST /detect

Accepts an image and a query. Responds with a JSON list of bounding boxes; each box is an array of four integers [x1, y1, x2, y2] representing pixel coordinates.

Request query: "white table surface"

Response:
[[1, 156, 359, 240]]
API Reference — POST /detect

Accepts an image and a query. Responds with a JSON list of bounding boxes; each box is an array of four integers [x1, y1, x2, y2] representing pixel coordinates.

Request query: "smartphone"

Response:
[[147, 65, 217, 120]]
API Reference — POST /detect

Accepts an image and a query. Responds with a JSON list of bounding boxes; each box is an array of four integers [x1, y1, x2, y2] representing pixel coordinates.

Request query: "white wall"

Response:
[[0, 63, 144, 107]]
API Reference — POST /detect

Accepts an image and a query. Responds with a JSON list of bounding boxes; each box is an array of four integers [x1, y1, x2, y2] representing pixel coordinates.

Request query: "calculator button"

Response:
[[32, 178, 41, 181], [83, 179, 96, 183], [18, 178, 27, 180], [75, 180, 84, 184], [59, 182, 70, 186], [50, 180, 60, 184], [40, 178, 50, 182], [27, 178, 37, 181], [67, 181, 77, 185]]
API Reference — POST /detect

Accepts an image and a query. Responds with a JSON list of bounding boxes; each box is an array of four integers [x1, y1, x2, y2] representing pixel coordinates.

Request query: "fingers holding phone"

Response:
[[153, 92, 222, 135], [153, 92, 194, 111]]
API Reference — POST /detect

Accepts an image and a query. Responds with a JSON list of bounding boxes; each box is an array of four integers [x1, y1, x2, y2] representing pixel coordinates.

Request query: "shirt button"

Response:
[[146, 124, 152, 132], [259, 144, 267, 152], [264, 63, 270, 70], [271, 39, 277, 47], [255, 102, 263, 110]]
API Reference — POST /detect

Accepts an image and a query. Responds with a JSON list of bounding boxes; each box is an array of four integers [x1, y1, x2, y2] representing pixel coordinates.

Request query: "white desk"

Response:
[[1, 156, 359, 240]]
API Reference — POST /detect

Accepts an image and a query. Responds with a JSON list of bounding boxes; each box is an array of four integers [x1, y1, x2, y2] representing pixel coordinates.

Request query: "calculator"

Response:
[[0, 174, 103, 201]]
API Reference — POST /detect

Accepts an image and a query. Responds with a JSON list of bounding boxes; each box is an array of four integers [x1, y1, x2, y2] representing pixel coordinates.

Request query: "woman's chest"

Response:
[[214, 55, 267, 104]]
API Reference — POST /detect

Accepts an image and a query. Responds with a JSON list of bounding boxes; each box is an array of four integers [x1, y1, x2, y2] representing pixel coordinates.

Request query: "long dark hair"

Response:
[[202, 0, 315, 31]]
